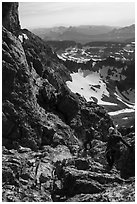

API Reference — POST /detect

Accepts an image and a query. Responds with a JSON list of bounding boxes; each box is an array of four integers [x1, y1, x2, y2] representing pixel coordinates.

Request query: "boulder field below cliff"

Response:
[[2, 140, 135, 202]]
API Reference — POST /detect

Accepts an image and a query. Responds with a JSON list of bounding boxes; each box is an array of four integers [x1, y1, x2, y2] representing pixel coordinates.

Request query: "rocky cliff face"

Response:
[[2, 3, 135, 202], [2, 2, 20, 34]]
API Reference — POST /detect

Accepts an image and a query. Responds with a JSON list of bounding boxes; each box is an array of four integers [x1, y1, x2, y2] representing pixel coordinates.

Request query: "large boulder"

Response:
[[116, 134, 135, 179], [66, 180, 135, 202], [61, 167, 104, 196]]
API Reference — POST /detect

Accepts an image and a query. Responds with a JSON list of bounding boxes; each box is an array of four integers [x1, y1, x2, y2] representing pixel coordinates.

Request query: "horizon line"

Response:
[[27, 23, 135, 30]]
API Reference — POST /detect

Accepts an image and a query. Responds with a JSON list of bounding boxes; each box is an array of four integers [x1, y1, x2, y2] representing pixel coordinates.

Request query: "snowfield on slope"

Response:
[[18, 33, 29, 43], [66, 69, 117, 106], [108, 108, 135, 116], [115, 87, 135, 109]]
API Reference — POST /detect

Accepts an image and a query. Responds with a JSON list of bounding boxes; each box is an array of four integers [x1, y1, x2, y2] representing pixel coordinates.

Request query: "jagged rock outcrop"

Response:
[[2, 142, 135, 202], [2, 2, 135, 202], [2, 20, 78, 150], [2, 2, 20, 34]]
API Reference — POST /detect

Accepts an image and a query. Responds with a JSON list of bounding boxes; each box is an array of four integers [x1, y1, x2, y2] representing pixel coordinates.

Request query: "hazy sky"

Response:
[[19, 2, 135, 29]]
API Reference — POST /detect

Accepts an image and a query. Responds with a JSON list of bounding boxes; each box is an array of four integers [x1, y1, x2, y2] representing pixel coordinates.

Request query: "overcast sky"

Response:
[[19, 2, 135, 29]]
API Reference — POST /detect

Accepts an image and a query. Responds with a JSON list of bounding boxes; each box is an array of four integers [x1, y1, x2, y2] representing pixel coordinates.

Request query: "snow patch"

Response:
[[23, 33, 29, 40], [18, 35, 23, 43], [115, 87, 135, 109], [92, 62, 96, 67], [122, 117, 128, 120], [18, 33, 29, 43], [108, 108, 135, 116], [57, 54, 66, 61], [66, 69, 117, 106]]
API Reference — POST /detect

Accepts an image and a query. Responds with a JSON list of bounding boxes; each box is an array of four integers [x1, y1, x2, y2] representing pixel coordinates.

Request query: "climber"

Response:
[[83, 127, 95, 151], [105, 126, 131, 170], [53, 160, 64, 180]]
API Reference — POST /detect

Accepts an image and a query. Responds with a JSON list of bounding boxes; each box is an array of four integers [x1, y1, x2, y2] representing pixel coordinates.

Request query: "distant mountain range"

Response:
[[32, 24, 135, 43]]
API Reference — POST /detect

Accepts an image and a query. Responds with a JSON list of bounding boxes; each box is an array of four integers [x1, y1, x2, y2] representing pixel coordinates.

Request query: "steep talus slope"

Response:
[[2, 3, 135, 202]]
